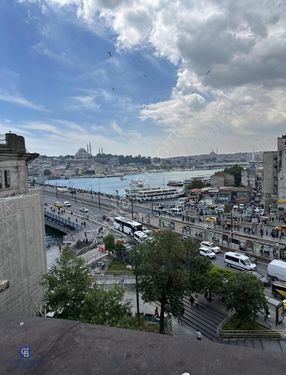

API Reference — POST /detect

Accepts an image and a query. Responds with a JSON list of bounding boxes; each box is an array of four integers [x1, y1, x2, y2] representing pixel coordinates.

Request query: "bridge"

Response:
[[44, 209, 82, 234]]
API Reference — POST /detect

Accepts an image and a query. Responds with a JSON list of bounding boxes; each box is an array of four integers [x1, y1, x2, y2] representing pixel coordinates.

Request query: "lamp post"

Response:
[[116, 189, 119, 207], [98, 179, 101, 210]]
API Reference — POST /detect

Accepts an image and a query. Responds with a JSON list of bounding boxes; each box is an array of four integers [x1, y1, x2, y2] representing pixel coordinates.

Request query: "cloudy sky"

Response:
[[1, 0, 286, 157]]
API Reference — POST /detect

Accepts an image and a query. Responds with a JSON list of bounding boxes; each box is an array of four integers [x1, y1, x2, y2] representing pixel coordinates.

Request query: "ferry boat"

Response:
[[129, 180, 144, 187], [125, 186, 184, 202], [167, 180, 184, 187]]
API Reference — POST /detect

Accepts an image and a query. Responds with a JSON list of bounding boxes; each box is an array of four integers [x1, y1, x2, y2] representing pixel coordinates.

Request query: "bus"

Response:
[[113, 216, 143, 236], [272, 281, 286, 311]]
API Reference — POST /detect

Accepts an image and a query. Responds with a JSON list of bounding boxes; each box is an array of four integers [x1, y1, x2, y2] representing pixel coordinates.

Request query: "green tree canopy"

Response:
[[103, 233, 115, 252], [43, 168, 52, 176], [132, 231, 211, 333], [223, 165, 243, 187], [207, 265, 234, 298], [223, 272, 267, 324], [185, 179, 206, 190], [41, 247, 94, 320], [80, 285, 131, 326]]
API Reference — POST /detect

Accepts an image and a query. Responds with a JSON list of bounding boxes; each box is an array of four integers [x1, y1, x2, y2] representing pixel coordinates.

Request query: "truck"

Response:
[[267, 260, 286, 282]]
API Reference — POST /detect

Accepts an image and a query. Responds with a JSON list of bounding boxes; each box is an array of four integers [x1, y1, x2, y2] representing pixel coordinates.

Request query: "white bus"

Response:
[[114, 216, 143, 236]]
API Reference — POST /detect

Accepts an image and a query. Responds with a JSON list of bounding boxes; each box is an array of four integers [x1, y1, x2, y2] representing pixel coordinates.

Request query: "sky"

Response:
[[0, 0, 286, 157]]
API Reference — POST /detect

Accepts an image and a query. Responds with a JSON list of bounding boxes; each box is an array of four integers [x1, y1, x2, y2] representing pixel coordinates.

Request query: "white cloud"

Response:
[[0, 91, 47, 111], [19, 0, 286, 153], [111, 121, 123, 135]]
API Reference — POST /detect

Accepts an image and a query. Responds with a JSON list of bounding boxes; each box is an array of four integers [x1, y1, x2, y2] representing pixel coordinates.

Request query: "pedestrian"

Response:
[[189, 295, 194, 307], [194, 293, 199, 308], [154, 307, 159, 318], [196, 330, 202, 340]]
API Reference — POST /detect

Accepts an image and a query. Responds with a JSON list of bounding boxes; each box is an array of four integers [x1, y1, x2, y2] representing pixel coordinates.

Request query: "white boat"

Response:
[[125, 186, 184, 201], [129, 180, 144, 187]]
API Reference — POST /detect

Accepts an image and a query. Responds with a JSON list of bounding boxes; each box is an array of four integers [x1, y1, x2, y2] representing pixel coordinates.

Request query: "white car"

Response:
[[80, 207, 88, 213], [199, 247, 216, 259], [200, 241, 221, 254], [64, 201, 71, 207]]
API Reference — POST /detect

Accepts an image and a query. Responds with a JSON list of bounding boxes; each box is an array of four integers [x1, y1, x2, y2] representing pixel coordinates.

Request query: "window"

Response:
[[0, 170, 2, 189], [4, 170, 10, 188], [226, 255, 239, 263]]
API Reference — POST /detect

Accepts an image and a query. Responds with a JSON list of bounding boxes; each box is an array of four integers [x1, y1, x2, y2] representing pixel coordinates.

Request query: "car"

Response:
[[199, 247, 216, 259], [247, 271, 271, 287], [64, 201, 71, 207], [53, 201, 63, 208], [205, 216, 217, 224], [80, 207, 88, 213], [200, 241, 221, 254]]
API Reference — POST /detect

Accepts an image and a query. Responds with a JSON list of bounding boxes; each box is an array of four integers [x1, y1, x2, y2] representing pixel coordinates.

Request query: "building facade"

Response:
[[263, 135, 286, 212], [0, 133, 47, 315]]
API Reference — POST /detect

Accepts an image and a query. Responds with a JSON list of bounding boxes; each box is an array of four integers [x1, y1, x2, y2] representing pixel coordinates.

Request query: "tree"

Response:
[[223, 165, 243, 187], [114, 240, 127, 262], [207, 265, 234, 299], [80, 285, 131, 326], [42, 248, 132, 328], [41, 247, 93, 320], [43, 168, 52, 176], [103, 233, 115, 253], [223, 272, 267, 326], [185, 179, 206, 190], [132, 231, 209, 334]]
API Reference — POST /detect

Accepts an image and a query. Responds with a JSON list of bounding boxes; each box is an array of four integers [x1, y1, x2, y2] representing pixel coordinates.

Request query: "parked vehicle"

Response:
[[224, 252, 257, 271], [134, 231, 148, 243], [247, 271, 271, 287], [199, 247, 216, 259], [200, 241, 221, 254], [64, 201, 71, 207], [267, 260, 286, 282]]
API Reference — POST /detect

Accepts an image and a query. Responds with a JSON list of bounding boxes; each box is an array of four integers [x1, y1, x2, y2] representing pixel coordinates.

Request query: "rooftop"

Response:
[[0, 313, 285, 375]]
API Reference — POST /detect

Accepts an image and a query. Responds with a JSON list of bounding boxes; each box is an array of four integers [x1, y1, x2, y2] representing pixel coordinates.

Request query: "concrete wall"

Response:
[[0, 159, 28, 198], [0, 189, 47, 315]]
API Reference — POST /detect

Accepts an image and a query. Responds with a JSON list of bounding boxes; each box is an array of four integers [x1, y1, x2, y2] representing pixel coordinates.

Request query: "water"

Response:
[[47, 168, 222, 196], [45, 226, 63, 269]]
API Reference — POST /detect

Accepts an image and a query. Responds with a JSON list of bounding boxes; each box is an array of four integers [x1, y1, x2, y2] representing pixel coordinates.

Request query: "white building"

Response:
[[0, 133, 47, 315]]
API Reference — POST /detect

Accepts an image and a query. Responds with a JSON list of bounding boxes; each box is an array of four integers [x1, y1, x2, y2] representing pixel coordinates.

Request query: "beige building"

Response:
[[263, 135, 286, 212], [0, 133, 47, 315]]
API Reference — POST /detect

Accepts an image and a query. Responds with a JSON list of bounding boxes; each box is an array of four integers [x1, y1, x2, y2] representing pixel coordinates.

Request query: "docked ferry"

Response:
[[167, 180, 184, 187], [125, 186, 184, 202]]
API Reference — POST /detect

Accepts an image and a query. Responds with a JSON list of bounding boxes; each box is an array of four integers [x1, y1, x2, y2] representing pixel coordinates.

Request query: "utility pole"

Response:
[[131, 198, 134, 219], [116, 190, 119, 207]]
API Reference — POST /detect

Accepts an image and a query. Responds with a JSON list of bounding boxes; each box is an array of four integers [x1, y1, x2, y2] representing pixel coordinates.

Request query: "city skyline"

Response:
[[0, 1, 286, 156]]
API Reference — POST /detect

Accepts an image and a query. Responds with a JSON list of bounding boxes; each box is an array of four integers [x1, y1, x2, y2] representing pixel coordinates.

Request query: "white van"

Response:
[[134, 231, 148, 243], [224, 252, 256, 271], [267, 260, 286, 282]]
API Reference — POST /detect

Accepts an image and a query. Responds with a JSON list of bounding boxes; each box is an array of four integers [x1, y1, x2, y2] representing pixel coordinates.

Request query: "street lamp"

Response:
[[98, 179, 101, 210], [116, 189, 119, 207]]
